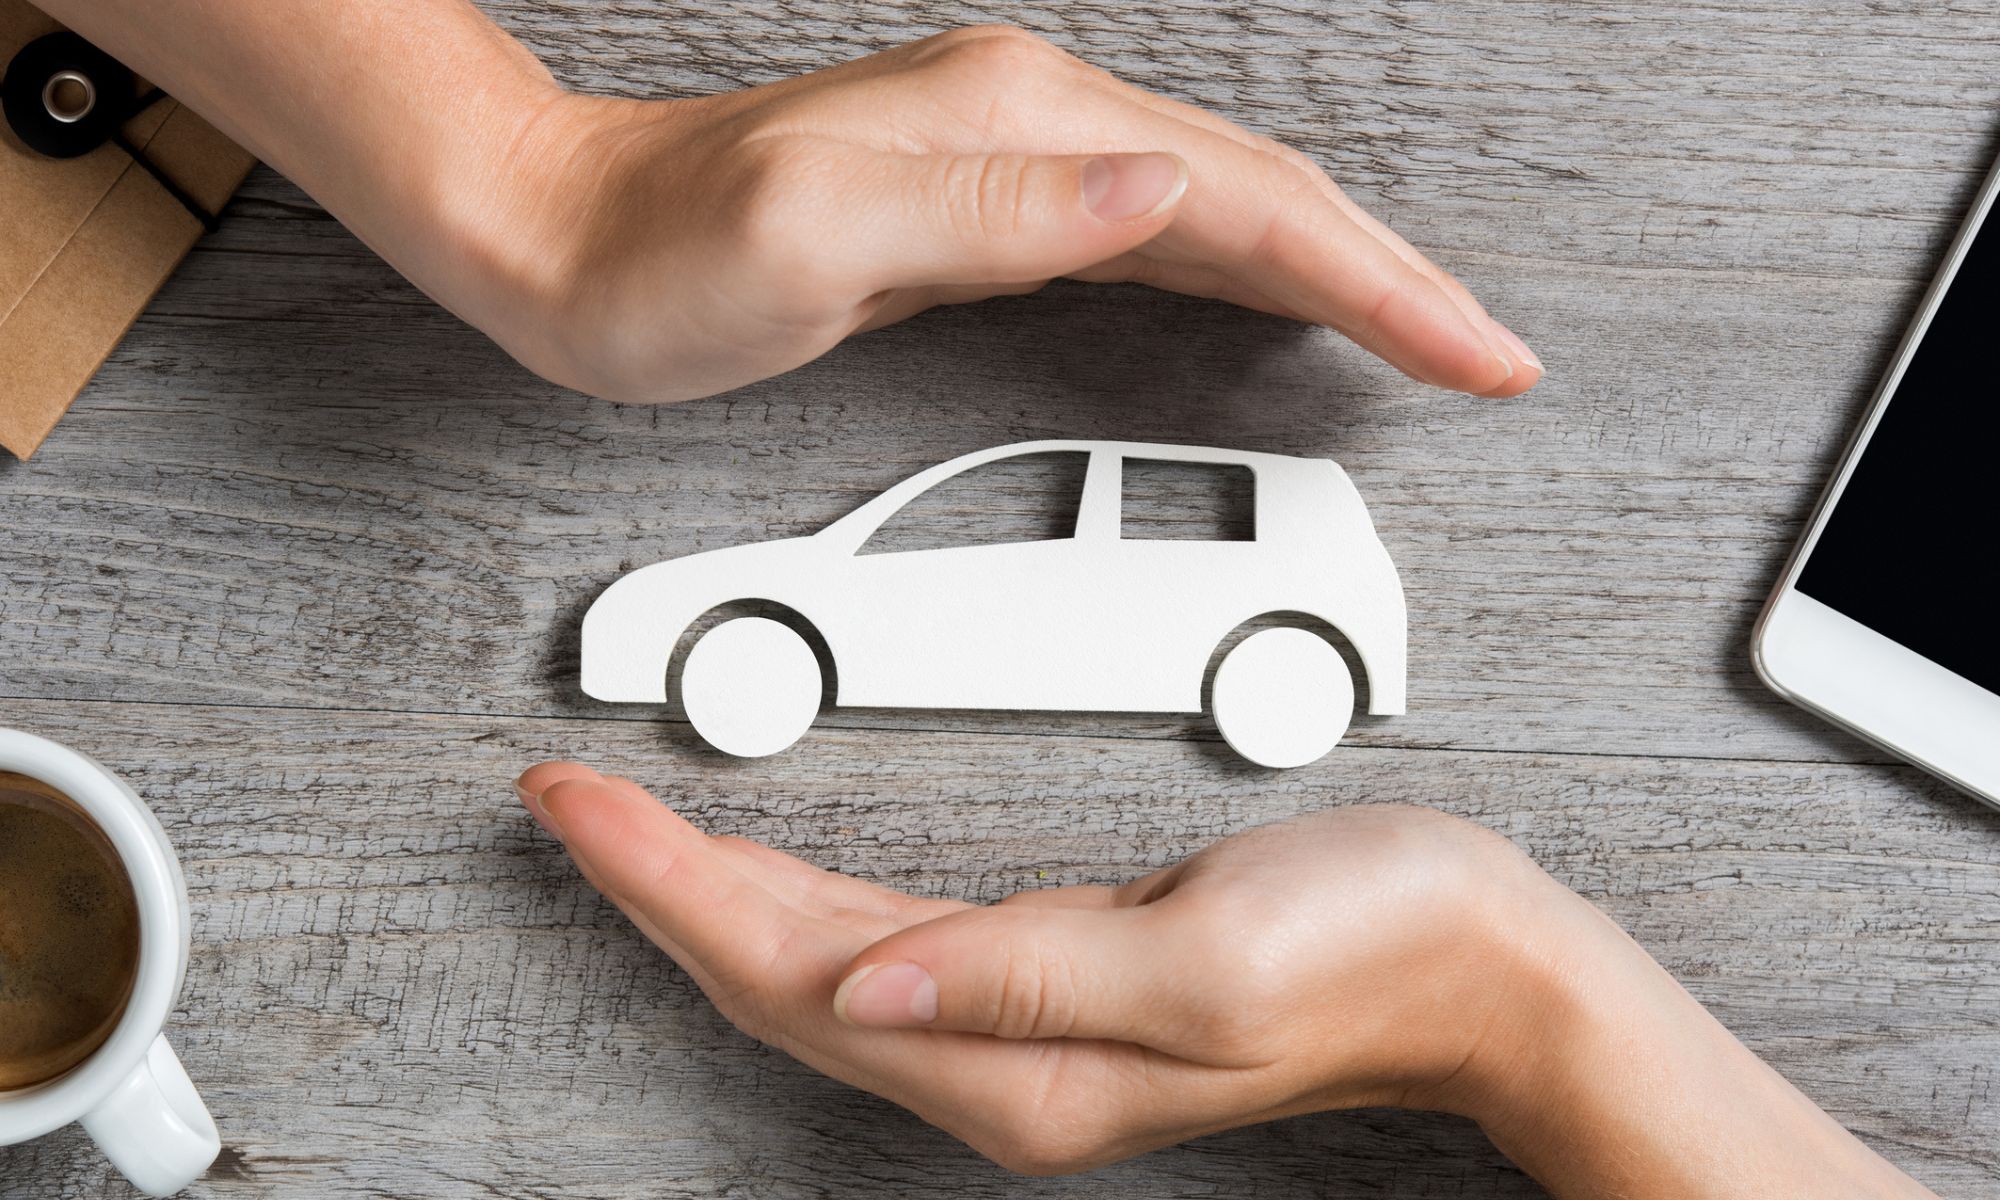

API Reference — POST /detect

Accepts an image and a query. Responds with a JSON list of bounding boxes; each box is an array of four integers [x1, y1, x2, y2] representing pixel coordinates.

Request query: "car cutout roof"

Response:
[[821, 439, 1331, 543], [931, 439, 1317, 470]]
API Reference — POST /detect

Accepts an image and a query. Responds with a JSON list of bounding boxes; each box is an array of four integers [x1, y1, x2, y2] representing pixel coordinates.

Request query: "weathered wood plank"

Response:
[[0, 703, 1996, 1196], [5, 1, 2000, 1196], [0, 245, 1955, 764], [0, 6, 1992, 769]]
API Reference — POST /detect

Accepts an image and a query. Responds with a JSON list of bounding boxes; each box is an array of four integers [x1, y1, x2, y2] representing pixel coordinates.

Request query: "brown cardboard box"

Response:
[[0, 2, 255, 459]]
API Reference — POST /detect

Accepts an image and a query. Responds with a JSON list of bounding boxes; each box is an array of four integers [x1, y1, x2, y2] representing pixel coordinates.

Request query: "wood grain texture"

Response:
[[3, 703, 2000, 1198], [4, 0, 2000, 1195]]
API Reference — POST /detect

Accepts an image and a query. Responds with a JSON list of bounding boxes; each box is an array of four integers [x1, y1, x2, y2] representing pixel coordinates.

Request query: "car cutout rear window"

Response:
[[1119, 458, 1255, 542]]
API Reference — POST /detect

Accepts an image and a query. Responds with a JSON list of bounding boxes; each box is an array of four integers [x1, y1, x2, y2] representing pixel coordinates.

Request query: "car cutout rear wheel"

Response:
[[1211, 627, 1355, 768], [681, 616, 822, 757]]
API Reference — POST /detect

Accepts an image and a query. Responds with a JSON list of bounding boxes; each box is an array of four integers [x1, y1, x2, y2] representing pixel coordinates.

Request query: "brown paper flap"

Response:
[[142, 100, 252, 217], [0, 1, 257, 459], [0, 95, 179, 322], [0, 165, 197, 455], [0, 3, 56, 53]]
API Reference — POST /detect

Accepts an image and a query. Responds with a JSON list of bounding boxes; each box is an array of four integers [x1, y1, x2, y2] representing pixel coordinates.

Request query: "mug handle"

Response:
[[78, 1035, 220, 1197]]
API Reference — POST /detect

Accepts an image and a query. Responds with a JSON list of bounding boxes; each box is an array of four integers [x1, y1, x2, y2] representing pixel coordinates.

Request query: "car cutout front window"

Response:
[[853, 449, 1091, 555]]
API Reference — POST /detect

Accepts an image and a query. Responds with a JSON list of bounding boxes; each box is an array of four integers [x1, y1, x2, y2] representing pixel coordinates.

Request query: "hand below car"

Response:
[[514, 761, 1936, 1198]]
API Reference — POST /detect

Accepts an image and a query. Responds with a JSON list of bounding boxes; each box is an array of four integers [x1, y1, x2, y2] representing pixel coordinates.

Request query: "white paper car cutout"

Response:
[[581, 440, 1407, 768]]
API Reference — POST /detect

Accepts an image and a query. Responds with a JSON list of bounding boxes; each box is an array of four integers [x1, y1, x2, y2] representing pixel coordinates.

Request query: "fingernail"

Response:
[[1081, 153, 1187, 223], [517, 787, 561, 839], [834, 962, 939, 1028], [514, 772, 563, 841], [1488, 319, 1543, 374]]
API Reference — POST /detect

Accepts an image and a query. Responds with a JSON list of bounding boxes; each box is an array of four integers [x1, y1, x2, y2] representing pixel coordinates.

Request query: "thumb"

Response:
[[832, 904, 1193, 1044], [853, 149, 1187, 289]]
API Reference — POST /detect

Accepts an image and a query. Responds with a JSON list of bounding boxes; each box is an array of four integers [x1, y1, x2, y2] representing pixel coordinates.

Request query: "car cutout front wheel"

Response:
[[1211, 627, 1355, 768], [681, 616, 822, 757]]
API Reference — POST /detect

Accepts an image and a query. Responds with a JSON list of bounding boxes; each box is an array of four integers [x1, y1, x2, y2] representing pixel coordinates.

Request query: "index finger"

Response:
[[538, 776, 805, 996], [905, 53, 1541, 396], [1114, 111, 1526, 395], [1084, 72, 1536, 357]]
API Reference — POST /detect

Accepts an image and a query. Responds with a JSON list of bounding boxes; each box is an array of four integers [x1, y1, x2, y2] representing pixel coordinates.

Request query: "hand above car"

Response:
[[46, 6, 1543, 403], [516, 762, 1935, 1197]]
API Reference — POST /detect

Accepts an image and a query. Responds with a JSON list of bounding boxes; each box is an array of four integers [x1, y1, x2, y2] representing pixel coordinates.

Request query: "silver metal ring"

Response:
[[41, 68, 95, 124]]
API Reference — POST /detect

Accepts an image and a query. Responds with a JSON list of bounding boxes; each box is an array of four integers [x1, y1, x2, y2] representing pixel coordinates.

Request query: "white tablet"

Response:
[[1754, 153, 2000, 808]]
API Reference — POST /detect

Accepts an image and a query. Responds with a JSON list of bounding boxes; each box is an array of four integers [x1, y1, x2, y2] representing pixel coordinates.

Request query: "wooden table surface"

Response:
[[6, 2, 2000, 1196]]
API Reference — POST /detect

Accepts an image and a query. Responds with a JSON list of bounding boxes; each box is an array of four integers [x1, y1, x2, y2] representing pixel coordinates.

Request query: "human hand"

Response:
[[45, 5, 1541, 405], [516, 762, 1575, 1172], [518, 762, 1936, 1197], [468, 27, 1543, 403]]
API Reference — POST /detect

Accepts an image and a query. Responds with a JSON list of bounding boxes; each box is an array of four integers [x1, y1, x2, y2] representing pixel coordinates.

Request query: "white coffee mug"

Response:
[[0, 729, 220, 1196]]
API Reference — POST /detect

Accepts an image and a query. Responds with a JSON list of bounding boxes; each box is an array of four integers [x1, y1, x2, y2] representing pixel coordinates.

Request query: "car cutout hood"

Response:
[[579, 535, 826, 703]]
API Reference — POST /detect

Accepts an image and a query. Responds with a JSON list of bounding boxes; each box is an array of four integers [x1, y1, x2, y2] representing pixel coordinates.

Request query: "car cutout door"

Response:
[[1091, 455, 1273, 711], [829, 449, 1124, 712]]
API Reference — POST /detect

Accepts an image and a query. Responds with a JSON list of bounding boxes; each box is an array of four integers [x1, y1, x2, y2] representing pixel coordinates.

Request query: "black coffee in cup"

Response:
[[0, 771, 142, 1090]]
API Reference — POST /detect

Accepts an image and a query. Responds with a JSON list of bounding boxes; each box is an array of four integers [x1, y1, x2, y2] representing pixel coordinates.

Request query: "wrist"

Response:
[[1440, 886, 1935, 1199], [410, 59, 688, 399], [1382, 854, 1617, 1121], [424, 83, 611, 375], [1283, 818, 1615, 1120], [1439, 896, 1657, 1124]]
